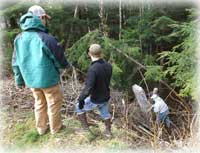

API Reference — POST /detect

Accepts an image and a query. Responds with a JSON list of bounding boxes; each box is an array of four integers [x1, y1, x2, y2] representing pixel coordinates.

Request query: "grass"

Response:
[[2, 110, 136, 152], [3, 110, 197, 153]]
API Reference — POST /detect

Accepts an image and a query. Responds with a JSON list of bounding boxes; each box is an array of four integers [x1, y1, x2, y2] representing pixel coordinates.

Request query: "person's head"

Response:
[[88, 44, 102, 60], [28, 5, 51, 26], [153, 87, 158, 94]]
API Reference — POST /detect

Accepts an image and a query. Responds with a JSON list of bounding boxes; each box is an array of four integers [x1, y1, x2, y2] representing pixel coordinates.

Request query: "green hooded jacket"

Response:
[[12, 13, 69, 88]]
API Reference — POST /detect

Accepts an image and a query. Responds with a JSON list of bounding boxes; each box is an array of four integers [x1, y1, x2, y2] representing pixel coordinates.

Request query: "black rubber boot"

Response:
[[104, 119, 112, 138], [78, 113, 89, 131]]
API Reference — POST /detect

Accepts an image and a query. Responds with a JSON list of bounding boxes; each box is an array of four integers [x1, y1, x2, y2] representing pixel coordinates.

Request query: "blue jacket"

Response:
[[12, 13, 69, 88]]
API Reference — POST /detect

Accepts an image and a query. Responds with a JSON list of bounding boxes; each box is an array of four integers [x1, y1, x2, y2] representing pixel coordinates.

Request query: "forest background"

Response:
[[0, 0, 199, 151]]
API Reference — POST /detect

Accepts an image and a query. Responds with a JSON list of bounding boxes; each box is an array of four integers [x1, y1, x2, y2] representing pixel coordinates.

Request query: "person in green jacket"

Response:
[[12, 5, 70, 135]]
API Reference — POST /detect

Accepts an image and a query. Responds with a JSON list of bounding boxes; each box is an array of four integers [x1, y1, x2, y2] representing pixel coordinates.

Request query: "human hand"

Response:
[[78, 100, 85, 109], [60, 65, 73, 77], [16, 84, 25, 90]]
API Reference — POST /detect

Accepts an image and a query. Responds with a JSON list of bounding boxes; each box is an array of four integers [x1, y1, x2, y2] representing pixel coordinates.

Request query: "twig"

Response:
[[190, 113, 198, 137], [164, 87, 175, 101], [138, 68, 150, 95], [111, 103, 115, 122]]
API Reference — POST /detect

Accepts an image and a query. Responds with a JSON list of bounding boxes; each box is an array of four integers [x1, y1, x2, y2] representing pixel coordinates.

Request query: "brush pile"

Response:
[[1, 67, 198, 146]]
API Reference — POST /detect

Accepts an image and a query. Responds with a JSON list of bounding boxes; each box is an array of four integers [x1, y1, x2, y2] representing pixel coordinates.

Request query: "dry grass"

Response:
[[0, 68, 198, 152]]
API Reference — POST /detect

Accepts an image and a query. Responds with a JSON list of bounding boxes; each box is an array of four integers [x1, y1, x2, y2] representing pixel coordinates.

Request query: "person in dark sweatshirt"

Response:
[[76, 44, 112, 137]]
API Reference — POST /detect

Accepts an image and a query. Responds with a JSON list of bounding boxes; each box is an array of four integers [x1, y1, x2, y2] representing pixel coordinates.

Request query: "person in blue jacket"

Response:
[[12, 5, 70, 135]]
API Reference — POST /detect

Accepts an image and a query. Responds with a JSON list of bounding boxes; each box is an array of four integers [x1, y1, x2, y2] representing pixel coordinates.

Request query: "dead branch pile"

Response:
[[59, 67, 196, 144], [1, 77, 34, 112]]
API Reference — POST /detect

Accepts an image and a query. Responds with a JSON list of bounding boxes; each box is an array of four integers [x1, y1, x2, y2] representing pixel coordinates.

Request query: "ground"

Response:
[[0, 78, 147, 152], [0, 78, 199, 153]]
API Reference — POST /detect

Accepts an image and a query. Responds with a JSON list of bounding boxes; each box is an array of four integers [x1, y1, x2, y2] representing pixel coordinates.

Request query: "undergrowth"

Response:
[[2, 110, 134, 152]]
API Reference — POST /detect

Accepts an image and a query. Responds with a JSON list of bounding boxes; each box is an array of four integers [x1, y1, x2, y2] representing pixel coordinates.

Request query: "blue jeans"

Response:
[[157, 110, 171, 128], [76, 97, 111, 120]]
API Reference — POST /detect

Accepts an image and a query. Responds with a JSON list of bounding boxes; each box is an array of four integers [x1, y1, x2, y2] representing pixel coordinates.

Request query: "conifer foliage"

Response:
[[0, 2, 197, 99]]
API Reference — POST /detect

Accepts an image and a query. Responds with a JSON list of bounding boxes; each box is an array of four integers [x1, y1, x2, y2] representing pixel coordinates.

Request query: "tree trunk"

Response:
[[119, 0, 122, 40], [74, 3, 78, 18], [2, 17, 8, 29], [139, 2, 143, 54], [84, 2, 91, 32], [66, 3, 79, 48], [99, 0, 108, 37]]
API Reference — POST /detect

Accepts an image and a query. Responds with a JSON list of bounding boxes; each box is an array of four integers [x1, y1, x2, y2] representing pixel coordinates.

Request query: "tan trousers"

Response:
[[31, 84, 63, 134]]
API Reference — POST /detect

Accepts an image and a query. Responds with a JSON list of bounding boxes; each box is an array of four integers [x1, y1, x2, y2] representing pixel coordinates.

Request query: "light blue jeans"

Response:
[[157, 110, 171, 128], [76, 97, 111, 120]]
